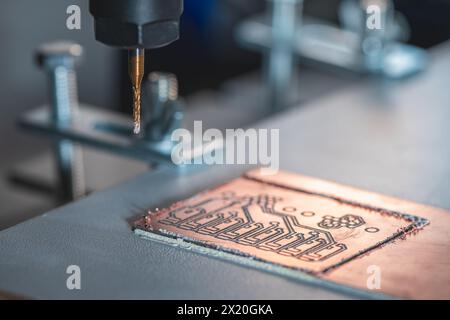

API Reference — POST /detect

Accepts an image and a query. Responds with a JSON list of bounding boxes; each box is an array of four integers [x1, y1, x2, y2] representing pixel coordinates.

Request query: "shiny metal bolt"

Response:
[[36, 41, 86, 201], [143, 72, 183, 142]]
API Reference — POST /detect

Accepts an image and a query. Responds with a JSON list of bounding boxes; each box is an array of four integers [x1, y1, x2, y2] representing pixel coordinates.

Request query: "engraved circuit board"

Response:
[[134, 170, 429, 274]]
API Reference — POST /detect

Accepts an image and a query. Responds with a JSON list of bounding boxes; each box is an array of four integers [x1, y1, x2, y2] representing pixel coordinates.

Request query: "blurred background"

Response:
[[0, 0, 449, 230]]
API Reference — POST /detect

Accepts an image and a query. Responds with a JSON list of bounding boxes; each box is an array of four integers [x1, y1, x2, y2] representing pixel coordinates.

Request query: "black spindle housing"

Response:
[[89, 0, 184, 49]]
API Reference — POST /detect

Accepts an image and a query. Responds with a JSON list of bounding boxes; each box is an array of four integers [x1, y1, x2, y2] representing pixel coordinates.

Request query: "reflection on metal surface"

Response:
[[134, 170, 428, 274]]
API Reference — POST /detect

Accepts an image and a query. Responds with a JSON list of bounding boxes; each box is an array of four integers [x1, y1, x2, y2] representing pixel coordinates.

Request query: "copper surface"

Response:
[[134, 170, 450, 299]]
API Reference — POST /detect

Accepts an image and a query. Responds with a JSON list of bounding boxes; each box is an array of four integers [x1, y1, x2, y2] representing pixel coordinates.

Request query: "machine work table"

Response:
[[0, 42, 449, 300]]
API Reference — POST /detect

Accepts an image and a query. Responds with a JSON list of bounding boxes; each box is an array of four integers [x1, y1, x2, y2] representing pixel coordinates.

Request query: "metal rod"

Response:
[[265, 0, 302, 111], [49, 65, 86, 201]]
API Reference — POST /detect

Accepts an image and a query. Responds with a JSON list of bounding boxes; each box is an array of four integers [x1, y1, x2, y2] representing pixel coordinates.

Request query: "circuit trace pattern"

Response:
[[158, 193, 359, 262], [135, 173, 430, 274], [318, 214, 365, 230]]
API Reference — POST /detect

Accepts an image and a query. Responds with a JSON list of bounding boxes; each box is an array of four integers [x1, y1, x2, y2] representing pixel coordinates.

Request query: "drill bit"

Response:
[[128, 48, 145, 134]]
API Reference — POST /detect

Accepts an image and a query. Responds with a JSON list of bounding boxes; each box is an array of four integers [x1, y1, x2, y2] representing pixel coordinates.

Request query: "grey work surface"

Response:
[[1, 43, 450, 300]]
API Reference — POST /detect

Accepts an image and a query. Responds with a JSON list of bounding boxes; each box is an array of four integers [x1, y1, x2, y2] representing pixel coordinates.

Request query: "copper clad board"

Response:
[[134, 170, 450, 299]]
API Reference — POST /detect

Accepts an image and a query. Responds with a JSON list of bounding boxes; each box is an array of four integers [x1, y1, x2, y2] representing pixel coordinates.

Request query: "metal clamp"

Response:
[[20, 42, 221, 197], [236, 0, 428, 111]]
